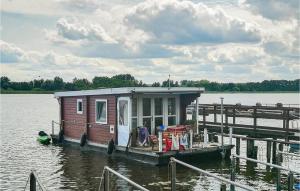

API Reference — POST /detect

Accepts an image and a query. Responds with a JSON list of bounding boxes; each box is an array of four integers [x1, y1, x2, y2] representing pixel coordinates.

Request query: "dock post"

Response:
[[189, 129, 193, 149], [51, 120, 54, 135], [170, 159, 176, 191], [214, 105, 217, 123], [158, 131, 162, 152], [229, 127, 233, 145], [196, 97, 199, 134], [278, 143, 283, 162], [236, 138, 240, 155], [247, 139, 255, 158], [266, 141, 271, 163], [104, 168, 110, 191], [204, 128, 208, 145], [220, 98, 224, 150], [276, 154, 281, 191], [30, 172, 36, 191], [272, 141, 277, 164], [220, 183, 226, 191], [230, 156, 236, 191], [287, 172, 294, 191]]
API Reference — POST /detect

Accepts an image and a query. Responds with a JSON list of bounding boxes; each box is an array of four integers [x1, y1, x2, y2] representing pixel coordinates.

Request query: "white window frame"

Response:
[[77, 99, 83, 114], [95, 99, 108, 124]]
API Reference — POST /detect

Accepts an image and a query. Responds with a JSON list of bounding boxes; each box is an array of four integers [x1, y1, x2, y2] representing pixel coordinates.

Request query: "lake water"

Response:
[[0, 93, 299, 191]]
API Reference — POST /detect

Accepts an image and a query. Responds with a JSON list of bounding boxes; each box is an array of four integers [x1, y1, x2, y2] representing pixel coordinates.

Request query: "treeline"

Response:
[[1, 74, 299, 92]]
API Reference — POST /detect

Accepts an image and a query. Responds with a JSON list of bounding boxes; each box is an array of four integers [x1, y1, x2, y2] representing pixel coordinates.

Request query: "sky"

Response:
[[0, 0, 299, 83]]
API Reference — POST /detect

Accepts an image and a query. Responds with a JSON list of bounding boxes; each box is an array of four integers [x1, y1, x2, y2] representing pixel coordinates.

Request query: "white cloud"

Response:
[[125, 0, 261, 44], [0, 40, 25, 62], [56, 17, 117, 43], [241, 0, 299, 20]]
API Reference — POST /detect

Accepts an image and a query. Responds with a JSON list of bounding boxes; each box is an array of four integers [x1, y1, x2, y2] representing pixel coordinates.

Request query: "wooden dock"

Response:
[[198, 103, 300, 141]]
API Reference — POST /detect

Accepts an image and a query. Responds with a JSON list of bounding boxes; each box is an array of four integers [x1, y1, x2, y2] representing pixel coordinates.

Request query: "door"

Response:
[[154, 98, 164, 134], [117, 97, 131, 146], [142, 98, 153, 134]]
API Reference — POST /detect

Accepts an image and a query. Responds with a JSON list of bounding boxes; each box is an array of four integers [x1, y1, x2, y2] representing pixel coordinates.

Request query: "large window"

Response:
[[95, 99, 107, 124], [77, 99, 83, 114], [168, 97, 176, 126]]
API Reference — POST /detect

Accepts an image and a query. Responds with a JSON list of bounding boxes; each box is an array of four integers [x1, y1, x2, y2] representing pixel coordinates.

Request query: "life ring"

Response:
[[58, 129, 64, 143], [107, 139, 115, 155], [80, 133, 87, 147]]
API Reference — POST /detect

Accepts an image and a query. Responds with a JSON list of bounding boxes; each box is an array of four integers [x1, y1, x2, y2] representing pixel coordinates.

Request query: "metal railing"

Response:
[[278, 151, 300, 158], [98, 166, 149, 191], [24, 170, 47, 191], [232, 154, 299, 191], [169, 157, 255, 191]]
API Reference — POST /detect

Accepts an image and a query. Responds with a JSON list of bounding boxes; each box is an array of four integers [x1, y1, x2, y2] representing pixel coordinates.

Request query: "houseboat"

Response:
[[52, 87, 232, 165]]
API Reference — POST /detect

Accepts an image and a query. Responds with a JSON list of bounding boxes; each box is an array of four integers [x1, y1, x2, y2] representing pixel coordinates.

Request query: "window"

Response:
[[168, 97, 177, 126], [95, 99, 107, 124], [77, 99, 83, 114]]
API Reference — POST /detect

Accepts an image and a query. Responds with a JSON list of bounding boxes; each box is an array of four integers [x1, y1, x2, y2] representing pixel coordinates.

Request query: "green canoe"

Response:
[[37, 134, 51, 145], [37, 131, 51, 144]]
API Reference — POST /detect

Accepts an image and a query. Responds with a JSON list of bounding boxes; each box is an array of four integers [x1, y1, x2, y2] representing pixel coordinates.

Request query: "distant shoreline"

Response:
[[1, 90, 299, 94]]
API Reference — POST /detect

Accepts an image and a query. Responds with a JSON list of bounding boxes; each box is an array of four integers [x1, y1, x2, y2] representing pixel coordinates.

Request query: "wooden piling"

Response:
[[236, 138, 240, 155], [272, 141, 277, 164], [208, 133, 213, 142], [278, 143, 283, 162], [104, 169, 110, 191], [30, 172, 36, 191], [247, 139, 255, 158], [220, 183, 226, 191], [276, 154, 281, 191], [170, 160, 176, 191], [213, 135, 219, 143], [214, 105, 217, 123], [266, 141, 271, 163], [253, 108, 257, 135], [287, 172, 294, 191], [253, 146, 258, 159], [230, 157, 236, 191]]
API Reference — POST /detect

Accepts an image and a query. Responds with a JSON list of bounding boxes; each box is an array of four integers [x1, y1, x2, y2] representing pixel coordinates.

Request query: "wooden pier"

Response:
[[198, 103, 300, 161], [198, 103, 300, 140]]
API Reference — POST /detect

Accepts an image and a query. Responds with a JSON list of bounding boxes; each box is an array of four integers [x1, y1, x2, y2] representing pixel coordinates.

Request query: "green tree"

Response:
[[0, 76, 10, 89], [53, 76, 64, 90]]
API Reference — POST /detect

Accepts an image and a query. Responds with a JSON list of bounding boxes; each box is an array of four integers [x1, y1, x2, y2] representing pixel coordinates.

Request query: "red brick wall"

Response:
[[63, 96, 87, 139], [62, 95, 117, 144], [88, 95, 116, 144]]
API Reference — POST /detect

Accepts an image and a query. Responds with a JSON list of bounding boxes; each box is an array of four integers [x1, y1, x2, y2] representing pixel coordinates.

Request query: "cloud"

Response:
[[0, 40, 25, 63], [125, 0, 261, 44], [58, 0, 102, 12], [56, 17, 117, 43], [242, 0, 299, 20]]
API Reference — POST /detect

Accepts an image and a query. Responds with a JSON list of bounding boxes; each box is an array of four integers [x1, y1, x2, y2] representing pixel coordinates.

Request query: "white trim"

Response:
[[64, 136, 108, 148], [64, 136, 80, 143], [87, 140, 108, 148], [95, 99, 108, 124], [77, 99, 83, 114], [54, 87, 204, 98]]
